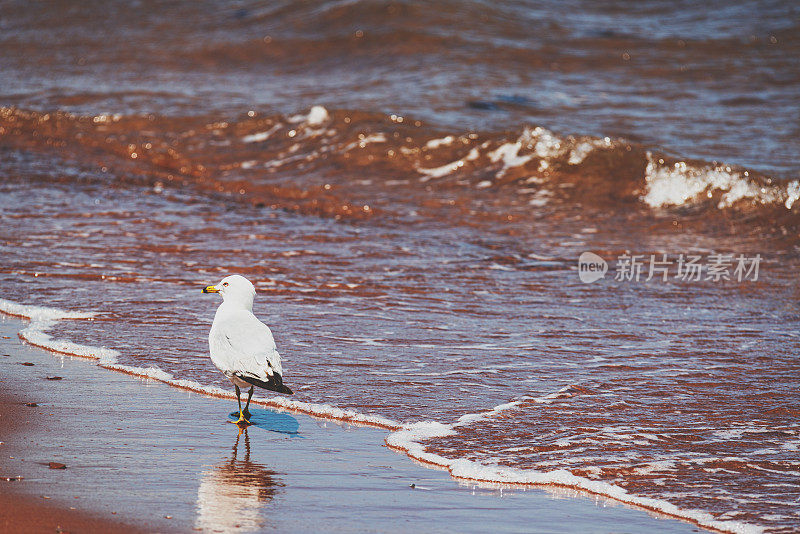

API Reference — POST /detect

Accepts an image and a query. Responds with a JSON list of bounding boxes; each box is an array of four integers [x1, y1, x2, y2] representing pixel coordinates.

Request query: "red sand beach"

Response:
[[0, 489, 144, 534]]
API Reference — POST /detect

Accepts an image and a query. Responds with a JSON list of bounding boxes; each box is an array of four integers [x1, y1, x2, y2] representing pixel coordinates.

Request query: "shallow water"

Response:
[[1, 1, 799, 532], [4, 319, 700, 534]]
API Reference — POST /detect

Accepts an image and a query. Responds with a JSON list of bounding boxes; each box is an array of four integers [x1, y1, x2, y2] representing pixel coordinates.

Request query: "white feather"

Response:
[[210, 307, 283, 378], [206, 275, 284, 384]]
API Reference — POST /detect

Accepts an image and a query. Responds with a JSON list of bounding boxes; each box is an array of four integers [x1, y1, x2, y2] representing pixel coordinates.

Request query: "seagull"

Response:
[[203, 275, 292, 426]]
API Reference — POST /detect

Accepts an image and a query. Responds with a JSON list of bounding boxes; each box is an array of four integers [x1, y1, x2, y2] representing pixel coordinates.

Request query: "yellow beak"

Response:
[[202, 285, 220, 293]]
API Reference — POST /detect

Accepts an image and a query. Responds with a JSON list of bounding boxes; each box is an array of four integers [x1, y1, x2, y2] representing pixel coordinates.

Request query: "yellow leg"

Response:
[[229, 385, 251, 426]]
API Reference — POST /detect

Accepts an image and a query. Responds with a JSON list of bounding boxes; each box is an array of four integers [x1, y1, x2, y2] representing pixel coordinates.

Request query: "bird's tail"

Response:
[[239, 373, 293, 395]]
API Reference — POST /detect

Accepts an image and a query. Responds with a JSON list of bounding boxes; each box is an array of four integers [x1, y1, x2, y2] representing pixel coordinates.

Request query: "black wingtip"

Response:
[[238, 374, 293, 395]]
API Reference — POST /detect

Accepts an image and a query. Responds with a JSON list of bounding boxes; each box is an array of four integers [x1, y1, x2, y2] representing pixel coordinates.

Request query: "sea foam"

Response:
[[0, 298, 119, 363], [0, 298, 401, 431], [386, 406, 762, 534], [641, 154, 794, 210], [0, 298, 765, 534]]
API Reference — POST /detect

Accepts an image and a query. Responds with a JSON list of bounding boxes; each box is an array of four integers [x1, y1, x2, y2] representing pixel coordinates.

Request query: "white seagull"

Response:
[[203, 275, 292, 426]]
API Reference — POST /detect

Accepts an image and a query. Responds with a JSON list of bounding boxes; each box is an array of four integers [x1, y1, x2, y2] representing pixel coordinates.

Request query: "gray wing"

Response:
[[210, 309, 283, 381]]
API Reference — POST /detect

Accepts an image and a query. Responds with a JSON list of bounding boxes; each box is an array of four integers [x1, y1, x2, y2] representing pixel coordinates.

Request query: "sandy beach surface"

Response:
[[0, 488, 146, 534], [0, 315, 701, 533]]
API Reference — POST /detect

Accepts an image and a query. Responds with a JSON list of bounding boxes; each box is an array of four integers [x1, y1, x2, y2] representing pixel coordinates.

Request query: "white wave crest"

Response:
[[785, 180, 800, 209], [642, 154, 790, 210], [306, 105, 330, 126], [417, 147, 480, 181], [567, 137, 613, 165], [289, 105, 330, 127], [425, 136, 455, 149], [241, 123, 282, 143]]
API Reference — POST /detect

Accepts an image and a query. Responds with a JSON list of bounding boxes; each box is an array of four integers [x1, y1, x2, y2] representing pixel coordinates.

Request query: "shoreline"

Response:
[[0, 312, 710, 533]]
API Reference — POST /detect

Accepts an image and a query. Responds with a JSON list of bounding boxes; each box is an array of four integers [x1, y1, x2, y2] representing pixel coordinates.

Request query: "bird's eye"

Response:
[[222, 282, 229, 287]]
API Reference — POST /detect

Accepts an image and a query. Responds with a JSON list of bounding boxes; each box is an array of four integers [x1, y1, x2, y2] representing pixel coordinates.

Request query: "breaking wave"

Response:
[[2, 106, 796, 235]]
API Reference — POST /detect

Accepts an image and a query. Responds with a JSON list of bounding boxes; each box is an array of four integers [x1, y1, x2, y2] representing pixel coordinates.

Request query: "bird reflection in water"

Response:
[[195, 427, 283, 532]]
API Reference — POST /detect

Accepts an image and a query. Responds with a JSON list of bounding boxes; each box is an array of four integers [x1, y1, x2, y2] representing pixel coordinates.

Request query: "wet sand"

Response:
[[0, 315, 701, 533], [0, 489, 145, 534]]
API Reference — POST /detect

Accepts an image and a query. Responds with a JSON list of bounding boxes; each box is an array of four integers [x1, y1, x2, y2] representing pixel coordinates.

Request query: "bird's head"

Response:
[[203, 274, 256, 310]]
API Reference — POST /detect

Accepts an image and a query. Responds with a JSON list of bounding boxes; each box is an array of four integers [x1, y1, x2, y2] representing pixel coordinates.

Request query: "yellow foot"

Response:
[[228, 411, 251, 427]]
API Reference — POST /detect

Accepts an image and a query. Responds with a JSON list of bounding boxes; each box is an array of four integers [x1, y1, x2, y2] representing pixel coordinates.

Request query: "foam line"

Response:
[[0, 298, 401, 431], [390, 389, 762, 532], [454, 385, 590, 427], [385, 422, 762, 534], [455, 400, 523, 426], [0, 298, 120, 363], [0, 298, 764, 533], [0, 298, 96, 321]]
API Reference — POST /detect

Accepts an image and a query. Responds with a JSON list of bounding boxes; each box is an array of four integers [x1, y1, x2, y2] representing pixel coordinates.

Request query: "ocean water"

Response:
[[1, 1, 798, 532]]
